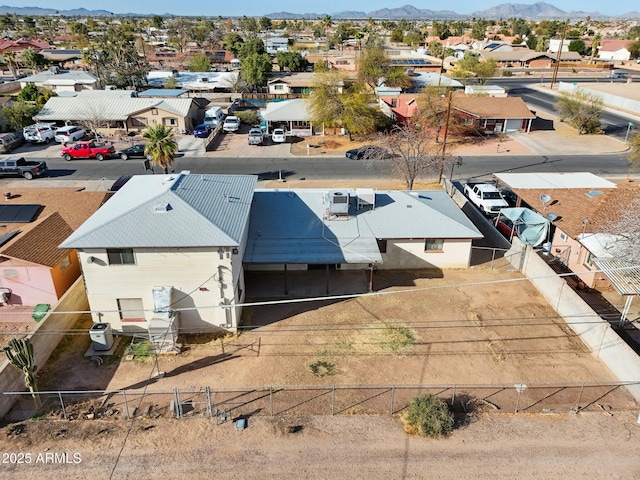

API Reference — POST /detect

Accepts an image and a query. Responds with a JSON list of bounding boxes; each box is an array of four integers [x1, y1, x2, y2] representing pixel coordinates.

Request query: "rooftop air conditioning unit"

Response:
[[328, 191, 349, 216]]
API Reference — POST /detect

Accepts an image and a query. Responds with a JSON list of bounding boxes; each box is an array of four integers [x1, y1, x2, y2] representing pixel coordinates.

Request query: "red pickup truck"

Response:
[[60, 141, 115, 161]]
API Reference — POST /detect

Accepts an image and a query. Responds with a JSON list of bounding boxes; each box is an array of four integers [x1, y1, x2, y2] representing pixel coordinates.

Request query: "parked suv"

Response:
[[54, 125, 85, 144], [0, 132, 25, 153]]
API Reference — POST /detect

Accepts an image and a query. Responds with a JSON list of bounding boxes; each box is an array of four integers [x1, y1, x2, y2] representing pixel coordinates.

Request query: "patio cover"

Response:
[[496, 208, 549, 246]]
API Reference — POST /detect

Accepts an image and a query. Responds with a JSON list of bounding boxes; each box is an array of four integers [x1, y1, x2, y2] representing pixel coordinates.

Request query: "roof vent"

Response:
[[154, 202, 172, 213]]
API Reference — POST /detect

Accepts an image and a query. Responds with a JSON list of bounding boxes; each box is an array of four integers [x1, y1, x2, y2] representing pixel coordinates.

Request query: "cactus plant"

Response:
[[3, 338, 41, 410]]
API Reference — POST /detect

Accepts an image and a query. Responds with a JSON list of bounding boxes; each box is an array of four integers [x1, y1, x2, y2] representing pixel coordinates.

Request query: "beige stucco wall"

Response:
[[551, 229, 611, 290], [377, 239, 472, 270], [78, 247, 242, 332], [126, 103, 199, 132]]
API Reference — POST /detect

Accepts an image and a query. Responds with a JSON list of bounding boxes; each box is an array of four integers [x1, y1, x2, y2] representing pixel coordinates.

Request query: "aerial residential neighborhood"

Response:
[[1, 1, 640, 478]]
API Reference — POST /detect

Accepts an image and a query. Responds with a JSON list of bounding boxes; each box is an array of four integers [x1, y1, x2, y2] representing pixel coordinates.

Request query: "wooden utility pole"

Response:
[[550, 21, 568, 90], [438, 90, 453, 183]]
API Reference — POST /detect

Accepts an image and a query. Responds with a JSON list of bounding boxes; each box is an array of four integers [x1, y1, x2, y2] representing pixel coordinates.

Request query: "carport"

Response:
[[593, 258, 640, 326]]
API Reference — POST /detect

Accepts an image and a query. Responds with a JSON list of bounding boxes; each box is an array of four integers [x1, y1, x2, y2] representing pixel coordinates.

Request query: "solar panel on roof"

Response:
[[0, 230, 19, 247], [0, 204, 41, 223]]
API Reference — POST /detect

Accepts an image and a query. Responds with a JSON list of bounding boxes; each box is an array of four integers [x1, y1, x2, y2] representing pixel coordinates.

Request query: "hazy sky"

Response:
[[4, 1, 639, 17]]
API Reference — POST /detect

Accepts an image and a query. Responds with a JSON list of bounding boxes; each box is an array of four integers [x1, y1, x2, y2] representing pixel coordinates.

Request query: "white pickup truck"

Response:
[[464, 183, 509, 215], [23, 123, 56, 143]]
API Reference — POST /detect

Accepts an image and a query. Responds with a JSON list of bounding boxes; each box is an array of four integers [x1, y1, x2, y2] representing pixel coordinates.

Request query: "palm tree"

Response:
[[143, 124, 178, 174]]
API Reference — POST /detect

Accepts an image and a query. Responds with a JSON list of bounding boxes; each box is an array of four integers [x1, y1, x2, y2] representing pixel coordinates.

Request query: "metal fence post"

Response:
[[575, 383, 585, 412], [515, 388, 522, 413], [173, 388, 182, 419], [58, 392, 67, 420], [331, 385, 335, 416], [122, 390, 130, 419], [451, 385, 456, 406], [269, 386, 273, 416], [390, 385, 395, 415], [205, 387, 212, 418]]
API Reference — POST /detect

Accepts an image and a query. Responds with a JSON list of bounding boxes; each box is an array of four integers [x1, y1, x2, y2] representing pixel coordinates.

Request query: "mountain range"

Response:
[[0, 2, 639, 20]]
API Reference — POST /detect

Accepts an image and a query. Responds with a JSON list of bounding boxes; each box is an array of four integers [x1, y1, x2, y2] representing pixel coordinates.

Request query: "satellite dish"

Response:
[[545, 212, 559, 222], [540, 193, 552, 210]]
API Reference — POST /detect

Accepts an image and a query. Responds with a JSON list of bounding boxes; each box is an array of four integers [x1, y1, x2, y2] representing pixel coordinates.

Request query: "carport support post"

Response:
[[574, 383, 585, 412], [331, 385, 335, 415], [368, 264, 374, 292], [515, 388, 522, 413], [325, 264, 329, 295], [284, 264, 288, 295], [270, 386, 273, 416], [390, 386, 395, 415]]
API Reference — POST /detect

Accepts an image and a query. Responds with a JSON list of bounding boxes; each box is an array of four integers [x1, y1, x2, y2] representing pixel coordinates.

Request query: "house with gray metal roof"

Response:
[[60, 172, 258, 336], [246, 188, 483, 285], [59, 175, 482, 337], [35, 89, 200, 134], [19, 67, 99, 94]]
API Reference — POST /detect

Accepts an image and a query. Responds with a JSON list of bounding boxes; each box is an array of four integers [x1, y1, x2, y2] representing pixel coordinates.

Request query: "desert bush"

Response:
[[401, 394, 454, 438]]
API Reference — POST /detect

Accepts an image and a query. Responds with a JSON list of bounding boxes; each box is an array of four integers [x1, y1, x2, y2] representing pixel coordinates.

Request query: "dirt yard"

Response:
[[1, 410, 639, 479]]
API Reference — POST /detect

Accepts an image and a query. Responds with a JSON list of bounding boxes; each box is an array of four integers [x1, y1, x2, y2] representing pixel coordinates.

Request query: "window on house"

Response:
[[107, 248, 135, 265], [377, 239, 387, 254], [274, 84, 284, 91], [117, 298, 145, 322], [584, 251, 594, 268], [168, 118, 176, 125], [463, 118, 474, 125], [559, 232, 567, 241], [151, 108, 158, 115], [292, 121, 310, 128], [60, 256, 71, 272], [486, 119, 496, 125], [425, 239, 444, 252]]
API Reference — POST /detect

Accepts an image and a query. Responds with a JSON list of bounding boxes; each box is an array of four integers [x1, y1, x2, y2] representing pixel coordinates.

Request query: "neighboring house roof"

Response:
[[268, 72, 327, 88], [0, 38, 50, 53], [245, 189, 482, 264], [379, 95, 419, 120], [40, 49, 83, 62], [261, 99, 311, 122], [60, 173, 258, 249], [599, 39, 633, 52], [35, 90, 195, 122], [0, 188, 109, 266], [138, 89, 188, 98], [412, 72, 464, 89], [2, 212, 74, 267], [479, 50, 582, 62], [510, 185, 640, 238], [494, 172, 616, 190], [20, 69, 98, 86], [452, 96, 535, 120]]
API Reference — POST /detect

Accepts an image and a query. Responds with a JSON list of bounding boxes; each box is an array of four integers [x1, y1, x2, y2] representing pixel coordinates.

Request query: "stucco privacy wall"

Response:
[[0, 278, 88, 419], [507, 238, 640, 400], [559, 81, 640, 116]]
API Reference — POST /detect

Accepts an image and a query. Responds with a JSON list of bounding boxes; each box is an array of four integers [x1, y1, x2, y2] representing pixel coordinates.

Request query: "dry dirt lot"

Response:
[[3, 259, 640, 479], [1, 410, 640, 479]]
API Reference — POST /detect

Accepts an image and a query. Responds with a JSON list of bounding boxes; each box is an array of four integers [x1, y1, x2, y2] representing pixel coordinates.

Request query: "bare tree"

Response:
[[376, 123, 451, 190], [597, 194, 640, 264]]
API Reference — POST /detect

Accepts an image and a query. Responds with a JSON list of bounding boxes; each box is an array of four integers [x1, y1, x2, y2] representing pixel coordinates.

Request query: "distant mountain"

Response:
[[472, 2, 597, 19], [1, 2, 638, 20], [0, 6, 113, 16]]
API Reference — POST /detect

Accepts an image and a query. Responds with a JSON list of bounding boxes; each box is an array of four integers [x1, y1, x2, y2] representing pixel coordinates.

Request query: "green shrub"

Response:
[[401, 394, 454, 438], [235, 110, 260, 126], [501, 70, 513, 77]]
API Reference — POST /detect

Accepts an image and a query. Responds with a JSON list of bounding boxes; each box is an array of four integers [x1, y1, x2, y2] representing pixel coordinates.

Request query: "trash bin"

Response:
[[89, 323, 114, 351]]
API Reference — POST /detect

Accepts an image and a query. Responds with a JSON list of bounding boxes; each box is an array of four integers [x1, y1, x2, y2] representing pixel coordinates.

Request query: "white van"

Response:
[[203, 106, 225, 127]]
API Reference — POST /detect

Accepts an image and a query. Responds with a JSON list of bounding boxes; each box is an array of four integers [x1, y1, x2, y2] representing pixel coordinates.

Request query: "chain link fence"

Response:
[[3, 381, 638, 424]]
